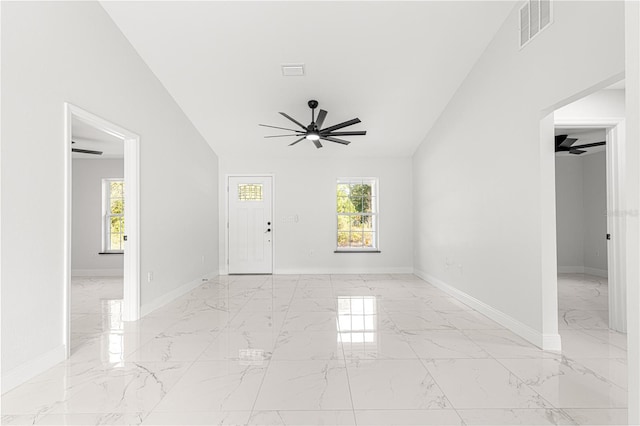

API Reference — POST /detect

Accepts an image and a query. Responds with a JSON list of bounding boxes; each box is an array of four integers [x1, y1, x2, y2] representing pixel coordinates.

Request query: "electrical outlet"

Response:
[[147, 272, 154, 282]]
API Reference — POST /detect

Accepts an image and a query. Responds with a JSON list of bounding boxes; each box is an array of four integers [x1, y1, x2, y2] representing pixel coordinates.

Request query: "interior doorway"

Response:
[[64, 104, 140, 358], [554, 126, 620, 333], [227, 175, 274, 274], [553, 119, 626, 334]]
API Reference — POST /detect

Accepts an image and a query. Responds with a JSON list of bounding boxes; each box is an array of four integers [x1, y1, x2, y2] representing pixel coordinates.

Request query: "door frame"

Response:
[[63, 103, 141, 357], [554, 117, 627, 332], [225, 174, 275, 275]]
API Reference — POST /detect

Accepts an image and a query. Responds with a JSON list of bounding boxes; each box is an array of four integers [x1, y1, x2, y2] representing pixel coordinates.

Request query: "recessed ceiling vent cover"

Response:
[[281, 64, 305, 77], [520, 0, 552, 48]]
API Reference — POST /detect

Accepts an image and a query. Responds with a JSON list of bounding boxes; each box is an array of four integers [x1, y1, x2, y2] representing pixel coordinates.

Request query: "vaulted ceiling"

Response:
[[101, 1, 516, 158]]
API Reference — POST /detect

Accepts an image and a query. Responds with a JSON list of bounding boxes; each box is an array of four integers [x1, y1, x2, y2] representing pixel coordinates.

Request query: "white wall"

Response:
[[412, 1, 624, 347], [555, 89, 625, 120], [1, 2, 218, 390], [219, 157, 412, 275], [555, 151, 608, 276], [72, 159, 124, 275], [555, 156, 585, 270]]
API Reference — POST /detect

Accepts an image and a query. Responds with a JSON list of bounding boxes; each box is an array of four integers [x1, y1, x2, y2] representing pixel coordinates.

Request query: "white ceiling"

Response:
[[101, 1, 516, 158], [72, 119, 123, 159]]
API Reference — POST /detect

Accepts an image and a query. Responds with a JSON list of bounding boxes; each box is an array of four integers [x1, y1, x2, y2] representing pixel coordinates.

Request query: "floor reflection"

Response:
[[337, 296, 378, 358]]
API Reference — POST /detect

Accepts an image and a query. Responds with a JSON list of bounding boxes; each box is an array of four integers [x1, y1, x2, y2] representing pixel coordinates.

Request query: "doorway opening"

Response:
[[552, 115, 626, 335], [64, 104, 140, 359], [554, 124, 626, 337]]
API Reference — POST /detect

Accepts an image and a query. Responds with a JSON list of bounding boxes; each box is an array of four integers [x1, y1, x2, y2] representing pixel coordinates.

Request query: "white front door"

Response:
[[228, 176, 273, 274]]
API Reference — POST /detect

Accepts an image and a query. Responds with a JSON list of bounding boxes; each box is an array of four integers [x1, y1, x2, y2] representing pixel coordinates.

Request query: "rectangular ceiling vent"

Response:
[[520, 0, 552, 48], [281, 64, 305, 77]]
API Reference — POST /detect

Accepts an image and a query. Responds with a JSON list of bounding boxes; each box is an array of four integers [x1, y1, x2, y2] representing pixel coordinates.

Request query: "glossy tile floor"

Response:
[[1, 273, 627, 425]]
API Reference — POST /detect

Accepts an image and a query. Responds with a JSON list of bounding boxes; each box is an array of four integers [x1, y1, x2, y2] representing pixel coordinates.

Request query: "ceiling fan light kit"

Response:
[[259, 99, 366, 149]]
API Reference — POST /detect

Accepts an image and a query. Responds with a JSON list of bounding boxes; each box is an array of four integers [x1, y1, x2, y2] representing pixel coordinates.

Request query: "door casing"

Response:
[[63, 103, 141, 357]]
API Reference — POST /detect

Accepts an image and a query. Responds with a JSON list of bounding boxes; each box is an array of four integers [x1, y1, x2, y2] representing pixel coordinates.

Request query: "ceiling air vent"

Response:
[[281, 64, 305, 77], [520, 0, 552, 48]]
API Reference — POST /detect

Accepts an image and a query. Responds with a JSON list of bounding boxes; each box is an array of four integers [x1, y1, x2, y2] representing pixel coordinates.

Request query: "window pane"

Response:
[[110, 181, 124, 198], [337, 215, 350, 231], [363, 232, 374, 248], [337, 183, 350, 195], [349, 232, 363, 247], [364, 315, 375, 330], [351, 315, 364, 330], [338, 315, 351, 330], [351, 298, 364, 314], [238, 184, 263, 201], [337, 196, 354, 213], [110, 199, 124, 214], [337, 232, 350, 248]]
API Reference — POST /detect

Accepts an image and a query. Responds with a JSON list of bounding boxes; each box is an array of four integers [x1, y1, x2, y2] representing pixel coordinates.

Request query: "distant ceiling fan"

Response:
[[555, 134, 605, 155], [259, 100, 366, 149], [71, 141, 102, 155]]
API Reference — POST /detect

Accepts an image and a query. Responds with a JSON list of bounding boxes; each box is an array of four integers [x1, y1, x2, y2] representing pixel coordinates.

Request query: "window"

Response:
[[336, 178, 378, 251], [102, 179, 124, 253], [238, 183, 263, 201]]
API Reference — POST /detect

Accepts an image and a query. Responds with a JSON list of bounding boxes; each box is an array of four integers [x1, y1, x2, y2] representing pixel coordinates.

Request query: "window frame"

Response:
[[102, 178, 125, 254], [335, 177, 380, 253]]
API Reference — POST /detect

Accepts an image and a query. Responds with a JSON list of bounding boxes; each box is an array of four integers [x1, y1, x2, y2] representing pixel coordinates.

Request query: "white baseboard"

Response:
[[558, 266, 608, 278], [220, 267, 413, 276], [414, 269, 562, 351], [1, 345, 66, 394], [584, 267, 608, 278], [274, 267, 414, 275], [140, 272, 217, 317], [72, 269, 123, 277], [557, 266, 585, 274]]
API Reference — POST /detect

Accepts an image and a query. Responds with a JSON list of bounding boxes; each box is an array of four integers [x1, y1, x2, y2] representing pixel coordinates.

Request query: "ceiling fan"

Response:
[[71, 140, 103, 155], [555, 134, 605, 155], [259, 100, 366, 149]]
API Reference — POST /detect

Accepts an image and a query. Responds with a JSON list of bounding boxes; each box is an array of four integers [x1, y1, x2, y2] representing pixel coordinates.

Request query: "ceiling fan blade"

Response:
[[279, 112, 307, 130], [569, 149, 586, 155], [72, 148, 103, 155], [321, 136, 351, 145], [324, 131, 367, 136], [555, 134, 568, 147], [320, 118, 361, 133], [259, 123, 302, 132], [573, 141, 606, 149], [312, 139, 323, 149], [264, 134, 305, 138], [316, 109, 328, 129], [288, 137, 306, 146], [557, 135, 578, 148]]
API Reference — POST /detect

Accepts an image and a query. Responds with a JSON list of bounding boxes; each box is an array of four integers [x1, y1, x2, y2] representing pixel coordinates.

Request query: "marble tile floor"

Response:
[[1, 273, 627, 425]]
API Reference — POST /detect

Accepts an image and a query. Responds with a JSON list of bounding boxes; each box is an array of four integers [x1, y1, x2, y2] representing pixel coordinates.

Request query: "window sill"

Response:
[[99, 252, 124, 255], [334, 250, 381, 254]]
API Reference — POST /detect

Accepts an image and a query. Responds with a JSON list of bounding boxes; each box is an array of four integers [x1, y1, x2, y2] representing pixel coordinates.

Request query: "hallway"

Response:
[[1, 274, 627, 425]]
